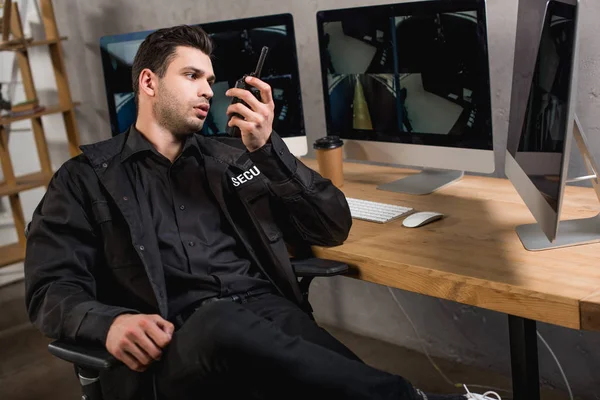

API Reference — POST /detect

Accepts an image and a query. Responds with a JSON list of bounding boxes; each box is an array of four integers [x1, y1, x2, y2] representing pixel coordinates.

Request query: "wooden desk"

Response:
[[305, 159, 600, 399]]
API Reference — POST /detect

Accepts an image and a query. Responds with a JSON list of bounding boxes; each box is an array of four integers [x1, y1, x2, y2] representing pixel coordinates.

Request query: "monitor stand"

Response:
[[377, 169, 464, 195], [516, 115, 600, 251]]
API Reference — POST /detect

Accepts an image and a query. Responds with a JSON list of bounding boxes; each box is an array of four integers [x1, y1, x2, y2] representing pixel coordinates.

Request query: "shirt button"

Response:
[[188, 241, 195, 247], [102, 162, 108, 168], [179, 205, 185, 210], [139, 245, 145, 251], [123, 196, 128, 201]]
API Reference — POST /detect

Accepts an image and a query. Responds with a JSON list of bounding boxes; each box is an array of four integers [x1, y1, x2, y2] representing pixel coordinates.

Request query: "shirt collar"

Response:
[[121, 124, 200, 163]]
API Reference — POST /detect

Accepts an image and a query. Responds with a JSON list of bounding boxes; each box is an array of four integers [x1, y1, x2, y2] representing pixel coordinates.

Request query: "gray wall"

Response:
[[43, 0, 600, 397]]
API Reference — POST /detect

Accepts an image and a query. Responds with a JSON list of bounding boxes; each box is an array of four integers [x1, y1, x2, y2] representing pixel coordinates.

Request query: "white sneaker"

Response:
[[463, 385, 502, 400]]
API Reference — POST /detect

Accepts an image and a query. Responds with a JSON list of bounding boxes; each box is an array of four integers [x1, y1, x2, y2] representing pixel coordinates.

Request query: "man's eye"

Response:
[[186, 73, 197, 79]]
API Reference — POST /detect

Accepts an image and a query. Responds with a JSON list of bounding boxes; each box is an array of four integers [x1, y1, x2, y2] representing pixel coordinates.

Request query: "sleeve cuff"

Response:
[[74, 303, 139, 345], [248, 132, 297, 182]]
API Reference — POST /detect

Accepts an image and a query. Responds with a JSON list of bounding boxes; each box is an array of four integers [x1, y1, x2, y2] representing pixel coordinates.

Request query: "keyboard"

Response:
[[346, 197, 413, 224]]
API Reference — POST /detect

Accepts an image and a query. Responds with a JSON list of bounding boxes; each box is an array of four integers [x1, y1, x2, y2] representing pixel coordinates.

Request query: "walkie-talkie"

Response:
[[226, 46, 269, 137]]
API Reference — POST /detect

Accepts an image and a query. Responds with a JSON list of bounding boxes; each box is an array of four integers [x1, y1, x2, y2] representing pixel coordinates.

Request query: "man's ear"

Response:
[[139, 68, 157, 98]]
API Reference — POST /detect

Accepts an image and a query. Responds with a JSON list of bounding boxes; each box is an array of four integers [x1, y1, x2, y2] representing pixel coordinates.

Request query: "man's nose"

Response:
[[200, 81, 213, 100]]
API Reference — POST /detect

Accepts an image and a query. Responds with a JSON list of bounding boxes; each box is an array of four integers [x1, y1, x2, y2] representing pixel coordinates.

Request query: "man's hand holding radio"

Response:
[[225, 76, 275, 152]]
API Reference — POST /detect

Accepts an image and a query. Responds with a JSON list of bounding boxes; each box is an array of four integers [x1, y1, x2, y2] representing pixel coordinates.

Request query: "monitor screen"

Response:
[[509, 0, 577, 212], [99, 14, 305, 140], [316, 0, 493, 150]]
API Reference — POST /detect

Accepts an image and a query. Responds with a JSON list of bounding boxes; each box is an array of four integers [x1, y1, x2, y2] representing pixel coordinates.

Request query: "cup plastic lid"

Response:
[[313, 135, 343, 150]]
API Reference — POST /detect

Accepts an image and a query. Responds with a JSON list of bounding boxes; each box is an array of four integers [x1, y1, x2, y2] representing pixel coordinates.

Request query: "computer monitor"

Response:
[[316, 0, 494, 195], [99, 14, 308, 156], [505, 0, 598, 250]]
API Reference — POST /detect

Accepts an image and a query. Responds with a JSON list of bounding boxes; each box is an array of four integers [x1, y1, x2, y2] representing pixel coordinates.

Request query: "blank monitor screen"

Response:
[[508, 0, 577, 212], [316, 0, 493, 150], [99, 14, 305, 141]]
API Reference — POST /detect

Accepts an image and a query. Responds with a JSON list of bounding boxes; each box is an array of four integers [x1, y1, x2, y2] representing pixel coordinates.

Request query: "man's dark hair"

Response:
[[131, 25, 213, 102]]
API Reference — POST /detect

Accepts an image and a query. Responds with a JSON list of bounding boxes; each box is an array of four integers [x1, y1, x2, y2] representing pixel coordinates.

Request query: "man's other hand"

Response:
[[106, 314, 174, 372]]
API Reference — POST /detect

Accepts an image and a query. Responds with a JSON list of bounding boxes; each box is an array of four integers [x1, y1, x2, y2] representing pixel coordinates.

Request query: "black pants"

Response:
[[155, 293, 419, 399]]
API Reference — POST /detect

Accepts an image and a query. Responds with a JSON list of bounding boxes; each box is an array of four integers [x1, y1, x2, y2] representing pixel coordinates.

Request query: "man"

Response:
[[24, 25, 498, 400]]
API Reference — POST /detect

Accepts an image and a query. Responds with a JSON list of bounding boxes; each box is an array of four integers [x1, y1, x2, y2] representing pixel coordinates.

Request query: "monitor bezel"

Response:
[[99, 13, 307, 149], [315, 0, 493, 152]]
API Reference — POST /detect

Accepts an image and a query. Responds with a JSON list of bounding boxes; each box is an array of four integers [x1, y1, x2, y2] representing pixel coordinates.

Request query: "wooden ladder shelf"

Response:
[[0, 0, 80, 267]]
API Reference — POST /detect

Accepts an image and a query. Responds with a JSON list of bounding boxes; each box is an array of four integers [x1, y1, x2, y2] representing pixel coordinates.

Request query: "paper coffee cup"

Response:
[[314, 136, 344, 188]]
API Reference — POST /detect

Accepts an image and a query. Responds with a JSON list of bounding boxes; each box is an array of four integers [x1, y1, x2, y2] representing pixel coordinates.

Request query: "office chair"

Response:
[[46, 257, 349, 400]]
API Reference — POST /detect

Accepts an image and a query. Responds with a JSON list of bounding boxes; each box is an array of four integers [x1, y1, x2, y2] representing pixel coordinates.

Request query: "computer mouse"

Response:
[[402, 211, 444, 228]]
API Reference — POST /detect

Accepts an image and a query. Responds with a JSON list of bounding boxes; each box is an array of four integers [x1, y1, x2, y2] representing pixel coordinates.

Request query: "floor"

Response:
[[0, 279, 572, 400]]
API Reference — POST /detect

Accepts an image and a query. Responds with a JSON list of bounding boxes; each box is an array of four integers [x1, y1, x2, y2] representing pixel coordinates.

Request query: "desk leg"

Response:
[[508, 315, 540, 400]]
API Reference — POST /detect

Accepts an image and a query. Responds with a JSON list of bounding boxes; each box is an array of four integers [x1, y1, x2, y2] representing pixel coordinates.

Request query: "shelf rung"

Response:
[[0, 102, 77, 125], [0, 243, 25, 268], [0, 36, 67, 51], [0, 171, 50, 197]]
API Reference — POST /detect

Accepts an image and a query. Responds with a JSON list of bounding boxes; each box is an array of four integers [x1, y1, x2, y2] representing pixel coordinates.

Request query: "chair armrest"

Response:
[[48, 340, 121, 371], [291, 257, 349, 277]]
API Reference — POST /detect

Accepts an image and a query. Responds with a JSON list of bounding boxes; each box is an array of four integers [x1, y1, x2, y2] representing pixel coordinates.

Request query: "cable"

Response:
[[387, 287, 512, 396], [388, 286, 456, 387], [536, 331, 573, 400], [461, 384, 512, 395], [464, 384, 502, 400], [388, 287, 575, 400]]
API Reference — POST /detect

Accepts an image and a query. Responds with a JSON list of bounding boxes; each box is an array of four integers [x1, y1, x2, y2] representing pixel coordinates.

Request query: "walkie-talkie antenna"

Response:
[[253, 46, 269, 78]]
